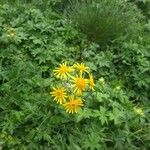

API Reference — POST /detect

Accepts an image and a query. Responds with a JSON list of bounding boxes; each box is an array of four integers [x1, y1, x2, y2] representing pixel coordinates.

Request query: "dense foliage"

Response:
[[69, 0, 143, 45], [0, 1, 150, 149]]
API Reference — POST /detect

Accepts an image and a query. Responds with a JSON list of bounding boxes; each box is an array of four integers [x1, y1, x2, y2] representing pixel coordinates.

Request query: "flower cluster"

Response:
[[50, 62, 95, 114]]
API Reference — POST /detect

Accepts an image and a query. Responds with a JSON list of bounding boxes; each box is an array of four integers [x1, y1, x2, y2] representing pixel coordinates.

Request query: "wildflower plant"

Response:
[[50, 62, 95, 114], [0, 2, 149, 150]]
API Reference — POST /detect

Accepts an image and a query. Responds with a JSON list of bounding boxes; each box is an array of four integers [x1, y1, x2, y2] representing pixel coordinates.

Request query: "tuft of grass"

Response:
[[68, 0, 143, 46]]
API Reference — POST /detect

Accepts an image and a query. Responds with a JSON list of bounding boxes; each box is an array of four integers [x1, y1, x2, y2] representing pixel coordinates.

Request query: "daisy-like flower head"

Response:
[[73, 63, 89, 74], [53, 62, 74, 79], [50, 87, 67, 104], [89, 74, 95, 91], [64, 96, 84, 113], [71, 74, 88, 96]]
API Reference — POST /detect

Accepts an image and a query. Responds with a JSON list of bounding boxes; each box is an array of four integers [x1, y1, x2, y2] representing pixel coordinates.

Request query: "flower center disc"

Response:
[[56, 90, 64, 98], [76, 78, 86, 90], [60, 66, 68, 73]]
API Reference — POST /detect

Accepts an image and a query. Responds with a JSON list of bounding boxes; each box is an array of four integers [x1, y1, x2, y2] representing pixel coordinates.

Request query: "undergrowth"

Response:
[[0, 1, 150, 149]]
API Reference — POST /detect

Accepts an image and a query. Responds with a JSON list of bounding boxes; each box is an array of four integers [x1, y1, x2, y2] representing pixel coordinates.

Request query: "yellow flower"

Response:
[[50, 87, 67, 104], [134, 107, 144, 116], [73, 63, 89, 74], [64, 96, 83, 113], [89, 74, 95, 90], [53, 62, 73, 79], [71, 75, 88, 95]]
